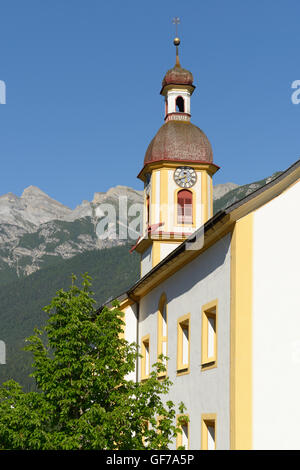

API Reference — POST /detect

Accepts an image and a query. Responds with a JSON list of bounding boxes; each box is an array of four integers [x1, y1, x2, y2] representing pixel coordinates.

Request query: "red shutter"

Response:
[[177, 190, 193, 224]]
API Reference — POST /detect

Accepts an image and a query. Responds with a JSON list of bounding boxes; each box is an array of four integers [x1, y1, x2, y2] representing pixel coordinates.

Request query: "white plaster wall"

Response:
[[252, 180, 300, 449], [141, 245, 152, 277], [160, 242, 180, 261], [139, 234, 231, 449], [124, 303, 138, 381], [167, 89, 191, 114]]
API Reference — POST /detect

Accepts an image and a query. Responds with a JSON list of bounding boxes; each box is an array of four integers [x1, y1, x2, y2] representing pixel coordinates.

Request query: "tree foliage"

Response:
[[0, 274, 186, 449], [0, 245, 140, 391]]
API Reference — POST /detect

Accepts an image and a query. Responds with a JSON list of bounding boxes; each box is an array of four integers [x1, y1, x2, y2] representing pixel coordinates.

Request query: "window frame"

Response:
[[177, 313, 191, 375], [177, 189, 193, 225], [201, 300, 218, 370], [176, 414, 190, 450], [201, 414, 217, 450], [141, 334, 150, 381]]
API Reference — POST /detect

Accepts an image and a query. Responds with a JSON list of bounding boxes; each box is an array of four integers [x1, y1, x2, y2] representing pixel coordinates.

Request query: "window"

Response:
[[176, 415, 189, 449], [146, 195, 150, 226], [201, 415, 216, 450], [157, 294, 168, 376], [201, 301, 217, 369], [176, 96, 185, 113], [177, 314, 190, 374], [141, 335, 150, 380], [177, 190, 193, 224]]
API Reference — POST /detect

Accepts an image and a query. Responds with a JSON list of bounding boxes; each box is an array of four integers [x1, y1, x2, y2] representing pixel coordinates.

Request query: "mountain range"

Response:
[[0, 173, 282, 284], [0, 185, 143, 282]]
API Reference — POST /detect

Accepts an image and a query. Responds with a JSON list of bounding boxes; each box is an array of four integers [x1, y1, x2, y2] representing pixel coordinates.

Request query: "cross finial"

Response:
[[172, 17, 181, 66], [172, 17, 180, 37]]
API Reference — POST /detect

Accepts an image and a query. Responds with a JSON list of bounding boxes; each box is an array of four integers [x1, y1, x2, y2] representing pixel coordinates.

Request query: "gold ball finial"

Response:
[[173, 37, 180, 46]]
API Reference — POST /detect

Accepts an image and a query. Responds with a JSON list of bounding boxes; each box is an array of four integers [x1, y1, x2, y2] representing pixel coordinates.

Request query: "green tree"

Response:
[[0, 274, 186, 450]]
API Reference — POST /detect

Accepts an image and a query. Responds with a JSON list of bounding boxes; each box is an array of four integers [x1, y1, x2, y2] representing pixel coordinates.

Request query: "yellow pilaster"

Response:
[[160, 168, 169, 229], [201, 171, 208, 223], [152, 241, 161, 267], [230, 214, 253, 449]]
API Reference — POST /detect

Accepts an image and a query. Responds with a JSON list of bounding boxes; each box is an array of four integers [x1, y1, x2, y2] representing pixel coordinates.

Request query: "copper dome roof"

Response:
[[162, 64, 194, 88], [144, 120, 213, 167]]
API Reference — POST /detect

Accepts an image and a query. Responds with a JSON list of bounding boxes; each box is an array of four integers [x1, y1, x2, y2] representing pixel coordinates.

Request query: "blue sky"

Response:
[[0, 0, 299, 208]]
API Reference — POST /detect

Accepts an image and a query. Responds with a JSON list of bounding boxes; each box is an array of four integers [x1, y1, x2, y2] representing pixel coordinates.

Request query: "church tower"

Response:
[[134, 36, 219, 277]]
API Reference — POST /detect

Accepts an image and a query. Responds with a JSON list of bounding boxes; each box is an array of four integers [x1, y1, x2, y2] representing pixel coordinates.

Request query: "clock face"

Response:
[[174, 167, 197, 188]]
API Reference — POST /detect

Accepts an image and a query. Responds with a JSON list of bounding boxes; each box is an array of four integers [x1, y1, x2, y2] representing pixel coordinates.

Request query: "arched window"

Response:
[[177, 189, 193, 224], [176, 96, 185, 113]]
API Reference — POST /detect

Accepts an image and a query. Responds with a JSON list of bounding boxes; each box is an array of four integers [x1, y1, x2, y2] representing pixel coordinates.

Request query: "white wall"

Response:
[[252, 180, 300, 449], [167, 89, 191, 115], [141, 246, 152, 277], [160, 242, 180, 261], [139, 234, 231, 449]]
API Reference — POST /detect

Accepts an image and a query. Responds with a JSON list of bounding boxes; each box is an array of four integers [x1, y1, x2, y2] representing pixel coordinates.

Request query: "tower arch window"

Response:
[[176, 96, 185, 113], [177, 189, 193, 224]]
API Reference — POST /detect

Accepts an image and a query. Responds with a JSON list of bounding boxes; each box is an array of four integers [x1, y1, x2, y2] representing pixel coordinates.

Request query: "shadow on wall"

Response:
[[144, 233, 231, 318]]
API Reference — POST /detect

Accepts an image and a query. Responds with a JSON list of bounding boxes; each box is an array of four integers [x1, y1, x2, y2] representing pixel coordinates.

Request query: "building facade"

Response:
[[106, 38, 300, 450]]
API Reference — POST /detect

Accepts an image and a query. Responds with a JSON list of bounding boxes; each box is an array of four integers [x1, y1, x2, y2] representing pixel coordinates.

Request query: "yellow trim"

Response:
[[161, 83, 195, 96], [201, 299, 218, 370], [176, 414, 190, 450], [152, 241, 161, 267], [157, 293, 168, 377], [201, 170, 208, 223], [177, 314, 190, 374], [139, 161, 219, 182], [150, 170, 157, 226], [160, 168, 168, 223], [174, 187, 196, 228], [230, 214, 253, 449], [210, 175, 213, 217], [156, 415, 163, 435], [119, 297, 135, 311], [201, 414, 217, 450], [141, 334, 150, 381]]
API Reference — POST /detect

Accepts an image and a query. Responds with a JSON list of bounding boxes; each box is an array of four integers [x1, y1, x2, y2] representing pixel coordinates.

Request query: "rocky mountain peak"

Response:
[[93, 185, 143, 204], [21, 185, 50, 199], [213, 182, 240, 200]]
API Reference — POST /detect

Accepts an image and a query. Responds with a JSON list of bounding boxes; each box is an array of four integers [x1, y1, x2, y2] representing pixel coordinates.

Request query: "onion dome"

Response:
[[144, 120, 213, 166], [162, 46, 194, 89], [161, 38, 194, 92], [162, 65, 193, 88]]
